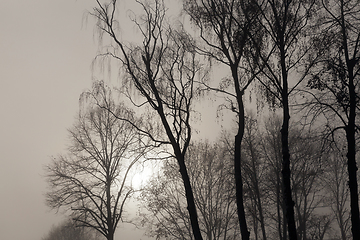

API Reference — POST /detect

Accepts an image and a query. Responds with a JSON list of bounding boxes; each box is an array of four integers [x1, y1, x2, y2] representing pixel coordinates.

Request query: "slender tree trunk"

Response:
[[253, 201, 259, 240], [280, 44, 298, 239], [283, 201, 288, 240], [295, 203, 303, 240], [107, 230, 114, 240], [232, 64, 250, 240], [106, 176, 114, 240], [156, 104, 203, 240], [256, 186, 267, 240], [235, 131, 250, 240], [302, 190, 308, 240], [177, 152, 204, 240], [234, 92, 250, 240], [276, 180, 283, 240], [281, 102, 297, 240], [340, 0, 360, 234], [346, 67, 360, 240]]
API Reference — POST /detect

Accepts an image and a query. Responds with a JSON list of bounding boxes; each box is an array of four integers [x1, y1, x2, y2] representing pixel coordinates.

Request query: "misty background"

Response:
[[1, 1, 110, 239]]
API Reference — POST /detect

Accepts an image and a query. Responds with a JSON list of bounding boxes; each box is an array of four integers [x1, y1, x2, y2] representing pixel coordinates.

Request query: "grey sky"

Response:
[[0, 1, 97, 239]]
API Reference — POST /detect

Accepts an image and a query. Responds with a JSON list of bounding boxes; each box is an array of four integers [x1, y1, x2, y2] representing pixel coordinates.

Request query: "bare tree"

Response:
[[140, 140, 239, 240], [249, 1, 321, 239], [91, 1, 204, 239], [182, 1, 264, 239], [322, 142, 351, 240], [261, 115, 287, 240], [289, 128, 326, 240], [305, 215, 333, 240], [188, 141, 239, 240], [140, 160, 193, 240], [45, 82, 144, 240], [260, 114, 330, 240], [303, 0, 360, 238], [242, 112, 268, 240]]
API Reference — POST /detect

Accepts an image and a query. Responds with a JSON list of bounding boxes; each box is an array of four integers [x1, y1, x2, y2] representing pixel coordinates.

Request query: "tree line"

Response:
[[140, 112, 346, 240], [44, 0, 360, 240]]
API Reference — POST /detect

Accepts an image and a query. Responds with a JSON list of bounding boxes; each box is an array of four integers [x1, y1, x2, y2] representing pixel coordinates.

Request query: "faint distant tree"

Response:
[[91, 1, 204, 239], [183, 1, 263, 239], [303, 0, 360, 238], [322, 140, 351, 240], [141, 160, 192, 240], [289, 128, 326, 240], [241, 112, 268, 240], [188, 141, 239, 240], [305, 214, 333, 240], [42, 219, 102, 240], [249, 1, 321, 239], [140, 140, 239, 240], [261, 115, 287, 240], [260, 114, 329, 240], [45, 82, 145, 240]]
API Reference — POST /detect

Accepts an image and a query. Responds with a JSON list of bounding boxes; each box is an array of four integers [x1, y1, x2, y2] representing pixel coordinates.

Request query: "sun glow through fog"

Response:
[[131, 160, 157, 190]]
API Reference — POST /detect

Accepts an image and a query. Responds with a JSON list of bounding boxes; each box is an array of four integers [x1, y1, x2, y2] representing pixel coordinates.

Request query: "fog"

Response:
[[1, 1, 98, 239]]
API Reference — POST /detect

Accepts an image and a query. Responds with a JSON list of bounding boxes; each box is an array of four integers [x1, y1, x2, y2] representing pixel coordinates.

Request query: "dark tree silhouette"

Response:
[[249, 1, 320, 239], [91, 1, 204, 239], [303, 0, 360, 238], [183, 1, 263, 239]]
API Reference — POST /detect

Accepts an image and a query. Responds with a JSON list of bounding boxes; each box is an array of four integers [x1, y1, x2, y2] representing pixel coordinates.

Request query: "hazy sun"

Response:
[[131, 161, 156, 189]]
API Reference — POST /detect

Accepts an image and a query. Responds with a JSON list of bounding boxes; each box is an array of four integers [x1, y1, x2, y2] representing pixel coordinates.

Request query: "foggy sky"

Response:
[[1, 1, 100, 239]]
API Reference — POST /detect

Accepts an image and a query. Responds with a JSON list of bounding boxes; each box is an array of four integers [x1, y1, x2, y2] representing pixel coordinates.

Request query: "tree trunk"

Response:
[[106, 175, 114, 240], [283, 202, 288, 240], [256, 185, 267, 240], [156, 104, 203, 240], [339, 0, 360, 236], [341, 1, 360, 232], [278, 26, 298, 237], [279, 42, 298, 239], [346, 66, 360, 240], [234, 96, 250, 240], [281, 101, 297, 240], [177, 153, 204, 240], [107, 230, 114, 240]]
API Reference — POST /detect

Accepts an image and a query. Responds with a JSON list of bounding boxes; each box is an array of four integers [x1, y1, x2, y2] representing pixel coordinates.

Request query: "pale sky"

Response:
[[0, 1, 230, 240], [0, 0, 147, 239]]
